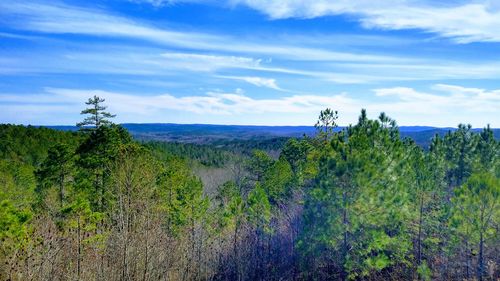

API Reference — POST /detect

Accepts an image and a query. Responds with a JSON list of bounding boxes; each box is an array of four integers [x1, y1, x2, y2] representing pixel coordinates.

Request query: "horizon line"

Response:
[[11, 123, 496, 130]]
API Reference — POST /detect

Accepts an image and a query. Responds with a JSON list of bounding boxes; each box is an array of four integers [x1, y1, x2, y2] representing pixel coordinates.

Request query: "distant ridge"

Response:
[[45, 123, 470, 133], [43, 123, 500, 148]]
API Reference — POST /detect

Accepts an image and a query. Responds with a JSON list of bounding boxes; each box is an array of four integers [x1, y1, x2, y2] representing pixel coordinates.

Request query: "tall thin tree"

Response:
[[77, 95, 116, 130]]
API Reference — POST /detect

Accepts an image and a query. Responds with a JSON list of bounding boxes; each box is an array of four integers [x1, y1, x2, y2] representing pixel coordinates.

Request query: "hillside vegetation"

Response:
[[49, 123, 500, 149], [0, 97, 498, 281]]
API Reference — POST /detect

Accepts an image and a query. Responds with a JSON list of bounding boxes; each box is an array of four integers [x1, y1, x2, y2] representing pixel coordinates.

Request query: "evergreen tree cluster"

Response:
[[145, 141, 236, 168], [0, 101, 498, 280]]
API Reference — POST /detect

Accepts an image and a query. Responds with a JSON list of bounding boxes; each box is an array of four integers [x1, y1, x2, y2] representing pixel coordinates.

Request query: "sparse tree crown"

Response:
[[315, 108, 338, 141], [77, 95, 116, 130]]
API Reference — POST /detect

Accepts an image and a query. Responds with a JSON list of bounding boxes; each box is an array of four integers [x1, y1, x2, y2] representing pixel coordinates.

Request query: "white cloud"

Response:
[[433, 84, 500, 102], [1, 84, 498, 127], [7, 0, 500, 85], [45, 87, 356, 115], [0, 47, 265, 77], [0, 1, 418, 63], [233, 0, 500, 43], [0, 87, 358, 123], [217, 76, 282, 90], [2, 0, 500, 86], [6, 43, 500, 84], [0, 1, 219, 49], [160, 53, 261, 71], [128, 0, 175, 7], [128, 0, 209, 7], [372, 84, 500, 115]]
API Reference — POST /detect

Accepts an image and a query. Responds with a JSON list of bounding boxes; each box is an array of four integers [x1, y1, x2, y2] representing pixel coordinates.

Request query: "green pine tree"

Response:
[[450, 172, 499, 281], [77, 95, 116, 130]]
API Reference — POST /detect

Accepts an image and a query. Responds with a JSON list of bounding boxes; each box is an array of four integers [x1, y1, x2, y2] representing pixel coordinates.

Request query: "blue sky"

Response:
[[1, 0, 499, 126]]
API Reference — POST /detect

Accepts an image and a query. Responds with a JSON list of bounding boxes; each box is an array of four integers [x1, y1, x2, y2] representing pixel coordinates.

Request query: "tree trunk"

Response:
[[465, 240, 470, 280], [477, 231, 484, 281], [77, 216, 81, 281], [417, 194, 424, 267], [142, 211, 149, 281], [59, 173, 65, 209], [233, 221, 241, 281], [341, 191, 349, 281]]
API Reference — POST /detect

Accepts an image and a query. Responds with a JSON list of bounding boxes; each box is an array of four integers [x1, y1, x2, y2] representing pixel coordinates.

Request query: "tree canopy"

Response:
[[0, 101, 498, 280]]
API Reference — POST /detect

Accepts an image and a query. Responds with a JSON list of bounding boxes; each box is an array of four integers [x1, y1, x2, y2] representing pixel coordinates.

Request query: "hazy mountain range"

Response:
[[45, 123, 500, 148]]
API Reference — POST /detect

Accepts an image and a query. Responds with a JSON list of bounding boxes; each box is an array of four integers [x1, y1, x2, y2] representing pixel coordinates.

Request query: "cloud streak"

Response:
[[0, 1, 417, 63], [160, 53, 262, 72], [1, 85, 498, 127], [3, 1, 499, 85], [0, 1, 219, 48], [0, 1, 499, 127], [43, 87, 357, 115], [217, 76, 282, 90], [371, 84, 500, 121], [234, 0, 500, 43]]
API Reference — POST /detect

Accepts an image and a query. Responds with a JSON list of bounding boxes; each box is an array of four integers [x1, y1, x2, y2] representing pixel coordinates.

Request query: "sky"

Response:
[[0, 0, 499, 127]]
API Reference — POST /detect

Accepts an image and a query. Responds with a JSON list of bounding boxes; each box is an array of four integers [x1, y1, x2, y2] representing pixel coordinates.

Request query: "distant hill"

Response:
[[45, 123, 500, 149]]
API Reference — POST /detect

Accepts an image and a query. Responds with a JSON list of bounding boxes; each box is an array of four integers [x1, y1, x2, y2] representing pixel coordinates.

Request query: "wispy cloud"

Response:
[[6, 44, 500, 85], [1, 1, 499, 127], [1, 85, 498, 126], [0, 46, 265, 77], [160, 53, 262, 71], [234, 0, 500, 43], [0, 87, 357, 123], [45, 87, 357, 115], [0, 32, 42, 40], [373, 84, 500, 115], [128, 0, 206, 8], [0, 1, 417, 62], [4, 1, 498, 85], [217, 76, 282, 90], [0, 1, 219, 48]]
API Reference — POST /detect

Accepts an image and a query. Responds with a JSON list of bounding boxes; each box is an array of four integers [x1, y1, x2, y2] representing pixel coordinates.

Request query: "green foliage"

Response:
[[212, 137, 290, 156], [248, 149, 274, 181], [262, 158, 294, 204], [0, 124, 80, 166], [145, 141, 236, 167], [314, 108, 338, 142], [0, 199, 32, 254], [77, 95, 116, 129], [450, 172, 499, 249], [36, 143, 75, 208], [475, 125, 500, 175], [281, 138, 312, 178], [76, 124, 133, 212], [449, 172, 499, 280], [0, 159, 36, 206], [440, 124, 479, 188], [214, 181, 245, 233], [417, 261, 432, 281], [1, 101, 499, 280], [159, 158, 209, 235], [61, 196, 102, 231], [300, 110, 412, 279], [0, 159, 35, 274], [246, 183, 271, 233], [77, 125, 132, 171], [407, 145, 448, 265]]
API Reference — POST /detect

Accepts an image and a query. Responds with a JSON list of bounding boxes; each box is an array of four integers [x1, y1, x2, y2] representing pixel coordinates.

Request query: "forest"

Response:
[[0, 96, 498, 281]]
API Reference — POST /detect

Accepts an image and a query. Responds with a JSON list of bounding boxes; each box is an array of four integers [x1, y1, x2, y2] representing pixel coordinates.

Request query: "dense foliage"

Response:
[[144, 141, 236, 167], [0, 100, 498, 280]]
